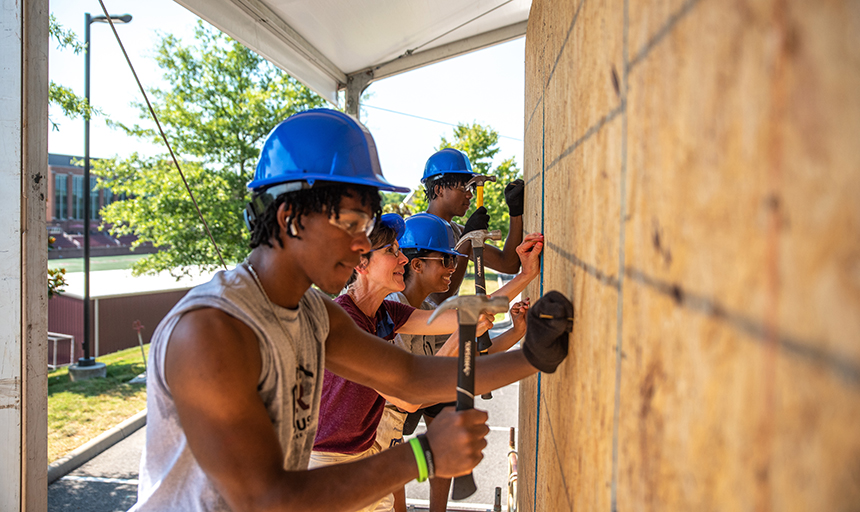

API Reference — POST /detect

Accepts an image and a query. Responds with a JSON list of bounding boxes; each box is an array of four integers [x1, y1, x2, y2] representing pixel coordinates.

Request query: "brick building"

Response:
[[46, 153, 155, 258]]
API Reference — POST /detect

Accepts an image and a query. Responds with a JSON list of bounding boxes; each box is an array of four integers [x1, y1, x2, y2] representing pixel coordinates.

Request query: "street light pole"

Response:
[[79, 12, 132, 368]]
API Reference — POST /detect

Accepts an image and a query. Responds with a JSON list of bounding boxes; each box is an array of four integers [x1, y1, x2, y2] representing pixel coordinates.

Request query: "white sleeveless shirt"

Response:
[[131, 263, 329, 511]]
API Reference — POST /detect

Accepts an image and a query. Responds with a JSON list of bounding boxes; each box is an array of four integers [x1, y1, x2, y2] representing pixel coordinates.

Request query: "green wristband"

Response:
[[409, 437, 428, 483]]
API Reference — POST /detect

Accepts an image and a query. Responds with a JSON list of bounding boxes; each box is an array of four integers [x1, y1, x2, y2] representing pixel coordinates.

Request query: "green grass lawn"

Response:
[[48, 344, 150, 463], [48, 253, 149, 273], [461, 266, 503, 296], [462, 270, 510, 321]]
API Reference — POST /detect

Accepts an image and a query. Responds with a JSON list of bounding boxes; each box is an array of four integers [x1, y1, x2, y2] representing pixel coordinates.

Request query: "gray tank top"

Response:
[[131, 262, 329, 512], [385, 291, 445, 356]]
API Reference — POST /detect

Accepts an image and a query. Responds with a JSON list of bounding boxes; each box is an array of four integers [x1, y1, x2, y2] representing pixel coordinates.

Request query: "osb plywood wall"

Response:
[[518, 0, 860, 510]]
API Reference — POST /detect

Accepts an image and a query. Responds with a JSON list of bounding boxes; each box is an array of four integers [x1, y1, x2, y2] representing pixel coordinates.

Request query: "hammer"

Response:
[[456, 229, 503, 356], [466, 175, 497, 208], [428, 294, 510, 500]]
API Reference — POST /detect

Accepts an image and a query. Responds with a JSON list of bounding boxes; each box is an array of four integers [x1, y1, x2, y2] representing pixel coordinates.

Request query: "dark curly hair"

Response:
[[423, 173, 473, 201], [249, 182, 383, 249]]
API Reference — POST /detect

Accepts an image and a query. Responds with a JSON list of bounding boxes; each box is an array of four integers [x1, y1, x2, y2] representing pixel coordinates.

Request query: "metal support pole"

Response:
[[79, 12, 130, 367], [345, 70, 373, 120], [81, 12, 93, 365]]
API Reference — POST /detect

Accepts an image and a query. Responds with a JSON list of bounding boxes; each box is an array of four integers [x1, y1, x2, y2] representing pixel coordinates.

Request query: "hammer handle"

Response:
[[455, 323, 477, 411], [476, 186, 484, 208], [472, 242, 493, 398], [453, 322, 479, 500], [473, 244, 488, 296]]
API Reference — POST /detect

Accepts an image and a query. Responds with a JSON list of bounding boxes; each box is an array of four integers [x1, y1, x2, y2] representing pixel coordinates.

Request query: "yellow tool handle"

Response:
[[476, 186, 484, 208], [538, 314, 576, 321]]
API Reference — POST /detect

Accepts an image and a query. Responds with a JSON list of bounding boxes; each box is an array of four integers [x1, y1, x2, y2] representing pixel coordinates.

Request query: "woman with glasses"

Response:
[[310, 213, 543, 512]]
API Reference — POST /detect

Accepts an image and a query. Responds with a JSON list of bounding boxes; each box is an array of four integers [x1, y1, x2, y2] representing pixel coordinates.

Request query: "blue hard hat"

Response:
[[248, 108, 410, 193], [380, 213, 405, 239], [398, 213, 466, 257], [420, 148, 479, 183]]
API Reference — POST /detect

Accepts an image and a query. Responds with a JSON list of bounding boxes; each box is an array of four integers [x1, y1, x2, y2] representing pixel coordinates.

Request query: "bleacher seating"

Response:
[[88, 233, 119, 247], [50, 234, 79, 249], [47, 226, 147, 252], [116, 234, 138, 246]]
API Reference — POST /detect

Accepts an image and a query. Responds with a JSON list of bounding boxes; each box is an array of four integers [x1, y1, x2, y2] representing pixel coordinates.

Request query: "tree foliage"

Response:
[[381, 192, 413, 216], [411, 123, 521, 242], [96, 22, 327, 275], [381, 192, 406, 207], [47, 237, 67, 298], [47, 15, 89, 294], [48, 15, 96, 129]]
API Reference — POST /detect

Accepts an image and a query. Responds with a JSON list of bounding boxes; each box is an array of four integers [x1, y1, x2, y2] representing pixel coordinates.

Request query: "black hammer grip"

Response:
[[453, 322, 478, 500], [473, 243, 494, 399]]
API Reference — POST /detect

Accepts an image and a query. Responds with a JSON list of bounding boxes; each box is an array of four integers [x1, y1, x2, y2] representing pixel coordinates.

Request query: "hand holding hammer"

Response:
[[427, 294, 510, 500]]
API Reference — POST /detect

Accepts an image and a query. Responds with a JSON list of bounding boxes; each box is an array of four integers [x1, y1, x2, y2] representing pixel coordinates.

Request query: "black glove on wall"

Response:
[[463, 206, 490, 235], [504, 179, 525, 217], [523, 291, 574, 373]]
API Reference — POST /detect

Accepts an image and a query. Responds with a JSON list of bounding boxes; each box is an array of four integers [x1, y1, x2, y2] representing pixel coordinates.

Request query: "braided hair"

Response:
[[423, 173, 473, 201], [249, 182, 382, 249]]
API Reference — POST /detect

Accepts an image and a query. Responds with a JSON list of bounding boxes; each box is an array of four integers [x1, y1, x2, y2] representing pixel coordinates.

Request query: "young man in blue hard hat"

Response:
[[130, 109, 573, 512], [420, 147, 526, 306]]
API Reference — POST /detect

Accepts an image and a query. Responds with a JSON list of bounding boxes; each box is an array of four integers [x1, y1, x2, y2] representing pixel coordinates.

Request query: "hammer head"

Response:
[[427, 294, 510, 325], [456, 229, 502, 251], [466, 175, 497, 189]]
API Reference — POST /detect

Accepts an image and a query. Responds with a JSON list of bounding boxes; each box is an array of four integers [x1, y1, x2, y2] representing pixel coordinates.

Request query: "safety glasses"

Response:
[[418, 254, 458, 268], [329, 209, 377, 237], [370, 243, 403, 258], [448, 182, 476, 194]]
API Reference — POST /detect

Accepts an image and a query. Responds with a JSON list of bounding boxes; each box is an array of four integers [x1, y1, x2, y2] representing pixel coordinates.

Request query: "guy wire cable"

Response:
[[97, 0, 228, 271]]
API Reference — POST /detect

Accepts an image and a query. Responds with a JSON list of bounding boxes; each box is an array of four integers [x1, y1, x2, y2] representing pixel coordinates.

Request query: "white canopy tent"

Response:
[[175, 0, 531, 115]]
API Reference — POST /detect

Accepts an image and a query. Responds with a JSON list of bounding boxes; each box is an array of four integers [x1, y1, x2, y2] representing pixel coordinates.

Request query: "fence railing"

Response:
[[48, 332, 75, 370]]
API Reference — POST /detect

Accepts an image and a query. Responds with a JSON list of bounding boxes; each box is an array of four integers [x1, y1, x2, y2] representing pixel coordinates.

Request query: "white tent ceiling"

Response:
[[174, 0, 531, 105]]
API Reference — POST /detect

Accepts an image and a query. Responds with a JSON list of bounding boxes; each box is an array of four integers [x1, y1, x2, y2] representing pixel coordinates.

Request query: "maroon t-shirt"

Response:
[[313, 293, 416, 454]]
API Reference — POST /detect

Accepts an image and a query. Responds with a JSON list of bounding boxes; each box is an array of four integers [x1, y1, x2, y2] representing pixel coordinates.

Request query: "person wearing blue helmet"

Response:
[[132, 109, 573, 512], [376, 213, 543, 512], [420, 148, 527, 305], [308, 213, 483, 512], [310, 211, 542, 512]]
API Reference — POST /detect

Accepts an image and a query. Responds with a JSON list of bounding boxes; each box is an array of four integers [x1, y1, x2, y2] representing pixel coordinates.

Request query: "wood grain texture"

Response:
[[521, 0, 860, 510]]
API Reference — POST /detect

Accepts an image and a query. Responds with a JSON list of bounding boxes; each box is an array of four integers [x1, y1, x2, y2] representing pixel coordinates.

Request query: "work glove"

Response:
[[504, 179, 525, 217], [463, 206, 490, 235], [523, 291, 574, 373]]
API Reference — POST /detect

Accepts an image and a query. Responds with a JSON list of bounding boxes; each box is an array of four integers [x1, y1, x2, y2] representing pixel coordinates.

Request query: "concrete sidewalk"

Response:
[[48, 409, 147, 485]]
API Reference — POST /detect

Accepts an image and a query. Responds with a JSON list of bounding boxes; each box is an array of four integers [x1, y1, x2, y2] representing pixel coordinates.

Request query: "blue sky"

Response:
[[48, 0, 526, 193]]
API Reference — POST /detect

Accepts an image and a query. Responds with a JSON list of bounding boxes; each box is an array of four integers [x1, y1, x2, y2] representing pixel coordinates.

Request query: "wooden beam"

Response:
[[0, 0, 48, 509], [22, 0, 49, 508]]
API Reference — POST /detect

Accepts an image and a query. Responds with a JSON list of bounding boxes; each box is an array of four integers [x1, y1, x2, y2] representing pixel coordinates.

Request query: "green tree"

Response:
[[47, 237, 67, 298], [381, 192, 412, 216], [48, 15, 97, 129], [381, 191, 406, 207], [411, 123, 521, 243], [47, 15, 92, 296], [95, 22, 327, 276]]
